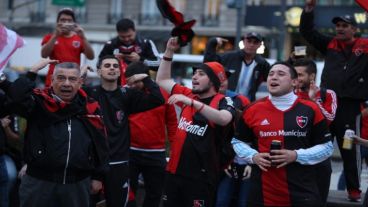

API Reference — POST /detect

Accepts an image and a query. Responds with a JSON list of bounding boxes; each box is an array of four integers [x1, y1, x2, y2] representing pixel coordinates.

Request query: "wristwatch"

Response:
[[0, 73, 6, 82]]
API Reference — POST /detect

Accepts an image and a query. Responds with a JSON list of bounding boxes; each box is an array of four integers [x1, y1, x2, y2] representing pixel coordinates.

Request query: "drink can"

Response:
[[270, 140, 282, 152], [342, 129, 355, 150], [270, 140, 282, 166]]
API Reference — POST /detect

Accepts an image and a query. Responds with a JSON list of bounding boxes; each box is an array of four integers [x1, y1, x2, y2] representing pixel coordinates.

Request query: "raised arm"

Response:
[[203, 37, 227, 63], [41, 25, 62, 58], [75, 24, 94, 60], [156, 38, 180, 94], [299, 0, 332, 55], [167, 94, 234, 126]]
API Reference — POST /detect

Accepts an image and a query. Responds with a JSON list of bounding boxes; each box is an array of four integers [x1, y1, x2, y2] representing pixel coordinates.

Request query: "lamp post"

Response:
[[227, 0, 246, 49], [235, 0, 246, 49]]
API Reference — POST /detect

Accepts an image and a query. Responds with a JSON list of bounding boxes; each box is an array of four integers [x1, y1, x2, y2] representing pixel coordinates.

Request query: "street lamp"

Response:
[[226, 0, 246, 49]]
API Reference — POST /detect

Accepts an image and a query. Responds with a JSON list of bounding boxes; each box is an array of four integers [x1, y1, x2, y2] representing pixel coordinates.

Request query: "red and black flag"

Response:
[[355, 0, 368, 12], [156, 0, 196, 46]]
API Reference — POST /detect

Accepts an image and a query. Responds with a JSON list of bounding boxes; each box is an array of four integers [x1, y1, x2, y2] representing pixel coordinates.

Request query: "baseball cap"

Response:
[[332, 15, 357, 26], [245, 32, 263, 42], [193, 62, 227, 92]]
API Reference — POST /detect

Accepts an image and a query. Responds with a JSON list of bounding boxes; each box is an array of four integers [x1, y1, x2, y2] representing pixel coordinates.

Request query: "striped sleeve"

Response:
[[143, 39, 161, 67]]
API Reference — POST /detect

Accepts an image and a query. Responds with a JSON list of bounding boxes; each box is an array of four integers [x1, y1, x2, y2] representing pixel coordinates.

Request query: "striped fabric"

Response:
[[0, 24, 25, 72]]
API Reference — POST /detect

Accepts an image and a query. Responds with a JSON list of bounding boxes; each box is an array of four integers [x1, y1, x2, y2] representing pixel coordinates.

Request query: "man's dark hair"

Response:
[[57, 8, 76, 22], [293, 58, 317, 75], [125, 62, 149, 78], [54, 62, 80, 76], [270, 61, 298, 79], [97, 55, 121, 69], [116, 18, 135, 32]]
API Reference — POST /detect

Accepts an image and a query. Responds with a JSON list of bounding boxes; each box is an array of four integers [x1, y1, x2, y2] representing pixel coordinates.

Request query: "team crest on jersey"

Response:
[[354, 48, 363, 56], [296, 116, 308, 128], [72, 40, 81, 48], [116, 110, 124, 123], [193, 200, 204, 207]]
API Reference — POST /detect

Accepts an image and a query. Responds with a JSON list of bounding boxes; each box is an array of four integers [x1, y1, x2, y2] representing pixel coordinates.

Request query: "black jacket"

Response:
[[6, 73, 109, 183], [84, 77, 165, 163], [99, 35, 160, 70], [300, 10, 368, 100], [204, 37, 270, 101]]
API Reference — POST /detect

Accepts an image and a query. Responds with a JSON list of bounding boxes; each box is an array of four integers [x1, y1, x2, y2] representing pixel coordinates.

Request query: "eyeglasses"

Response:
[[55, 75, 79, 83], [103, 63, 120, 68]]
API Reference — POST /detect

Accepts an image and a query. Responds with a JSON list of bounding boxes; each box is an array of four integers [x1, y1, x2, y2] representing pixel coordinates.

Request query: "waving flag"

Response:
[[355, 0, 368, 12], [0, 24, 25, 72], [156, 0, 196, 46]]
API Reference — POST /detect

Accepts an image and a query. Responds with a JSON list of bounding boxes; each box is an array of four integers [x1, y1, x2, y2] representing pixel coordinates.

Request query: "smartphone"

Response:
[[63, 23, 76, 31], [294, 46, 307, 56]]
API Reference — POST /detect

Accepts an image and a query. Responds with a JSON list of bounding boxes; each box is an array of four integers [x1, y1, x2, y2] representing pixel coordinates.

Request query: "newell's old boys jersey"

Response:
[[167, 84, 235, 184], [237, 97, 331, 207]]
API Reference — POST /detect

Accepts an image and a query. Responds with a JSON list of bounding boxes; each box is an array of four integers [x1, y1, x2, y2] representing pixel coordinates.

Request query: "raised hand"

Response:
[[308, 80, 319, 101], [305, 0, 316, 12], [216, 37, 229, 47], [30, 59, 59, 73]]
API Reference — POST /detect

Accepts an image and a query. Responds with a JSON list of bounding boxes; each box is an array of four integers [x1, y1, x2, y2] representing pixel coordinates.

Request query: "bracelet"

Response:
[[198, 103, 205, 112], [163, 56, 173, 61]]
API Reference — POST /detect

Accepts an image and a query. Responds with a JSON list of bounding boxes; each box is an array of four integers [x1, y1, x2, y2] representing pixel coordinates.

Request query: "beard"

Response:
[[192, 83, 212, 95]]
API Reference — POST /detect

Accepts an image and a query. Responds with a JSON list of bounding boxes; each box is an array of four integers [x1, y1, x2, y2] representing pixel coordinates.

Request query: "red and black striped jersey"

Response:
[[167, 84, 236, 184], [237, 97, 331, 206]]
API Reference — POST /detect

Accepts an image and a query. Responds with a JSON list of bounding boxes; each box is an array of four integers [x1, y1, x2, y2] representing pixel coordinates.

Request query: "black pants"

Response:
[[130, 163, 165, 207], [316, 158, 332, 206], [19, 175, 90, 207], [330, 98, 361, 191], [162, 173, 215, 207], [129, 150, 166, 207], [104, 162, 130, 207]]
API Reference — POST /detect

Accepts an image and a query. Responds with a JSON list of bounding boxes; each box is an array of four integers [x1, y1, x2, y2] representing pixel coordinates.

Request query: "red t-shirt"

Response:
[[41, 34, 84, 87]]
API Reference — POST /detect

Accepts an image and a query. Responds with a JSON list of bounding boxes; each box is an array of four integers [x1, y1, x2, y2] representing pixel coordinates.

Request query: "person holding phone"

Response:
[[99, 18, 160, 85], [41, 8, 94, 87]]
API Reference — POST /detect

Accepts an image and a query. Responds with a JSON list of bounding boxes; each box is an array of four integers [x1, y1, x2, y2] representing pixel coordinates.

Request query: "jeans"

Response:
[[0, 155, 9, 207], [215, 175, 251, 207], [4, 155, 17, 193]]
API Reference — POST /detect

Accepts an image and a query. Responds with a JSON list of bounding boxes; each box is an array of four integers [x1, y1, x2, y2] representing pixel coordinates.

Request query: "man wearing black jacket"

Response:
[[99, 18, 160, 85], [204, 32, 270, 101], [83, 55, 164, 207], [2, 60, 109, 207], [300, 0, 368, 201]]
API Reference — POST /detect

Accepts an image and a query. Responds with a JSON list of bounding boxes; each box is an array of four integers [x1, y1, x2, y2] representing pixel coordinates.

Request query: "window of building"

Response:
[[203, 0, 221, 26], [109, 0, 122, 24], [140, 0, 161, 25]]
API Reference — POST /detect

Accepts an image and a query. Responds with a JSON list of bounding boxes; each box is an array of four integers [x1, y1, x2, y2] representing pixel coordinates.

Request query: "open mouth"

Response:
[[270, 83, 279, 87], [60, 88, 72, 95]]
